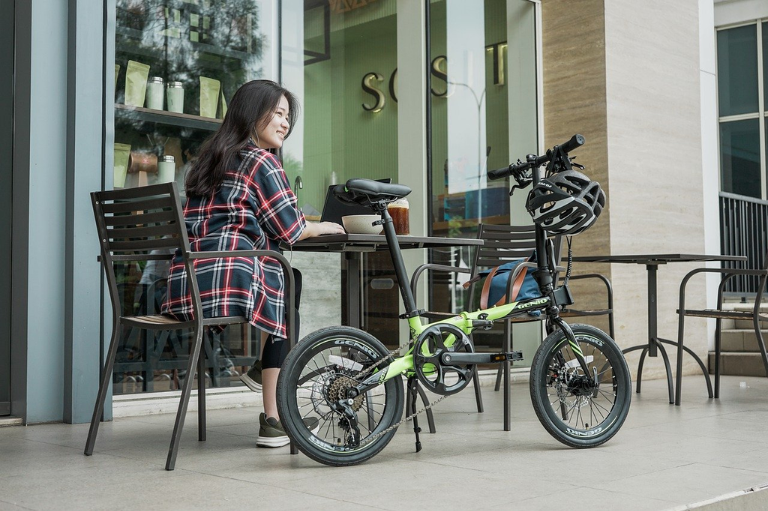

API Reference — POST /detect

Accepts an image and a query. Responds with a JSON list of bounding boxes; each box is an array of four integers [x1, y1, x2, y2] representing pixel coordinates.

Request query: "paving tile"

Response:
[[494, 486, 676, 511], [1, 375, 768, 510], [585, 462, 768, 505]]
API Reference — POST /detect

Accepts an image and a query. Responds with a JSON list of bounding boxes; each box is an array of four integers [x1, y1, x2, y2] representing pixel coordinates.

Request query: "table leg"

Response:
[[657, 337, 713, 404], [647, 265, 658, 357], [345, 252, 362, 329], [622, 339, 674, 403]]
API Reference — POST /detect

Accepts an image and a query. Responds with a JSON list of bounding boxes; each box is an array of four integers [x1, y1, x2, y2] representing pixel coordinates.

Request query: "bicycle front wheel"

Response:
[[276, 326, 404, 466], [530, 324, 631, 448]]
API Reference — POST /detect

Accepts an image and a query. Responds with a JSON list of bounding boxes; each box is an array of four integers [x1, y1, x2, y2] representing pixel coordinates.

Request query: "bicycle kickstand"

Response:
[[407, 376, 422, 452]]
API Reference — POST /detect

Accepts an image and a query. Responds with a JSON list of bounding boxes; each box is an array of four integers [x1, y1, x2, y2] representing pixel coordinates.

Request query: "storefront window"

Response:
[[428, 0, 537, 357], [282, 0, 400, 347], [110, 0, 276, 394]]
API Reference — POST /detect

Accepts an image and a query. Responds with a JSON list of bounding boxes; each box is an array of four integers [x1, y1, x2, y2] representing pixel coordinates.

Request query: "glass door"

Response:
[[428, 0, 538, 358], [281, 0, 401, 347]]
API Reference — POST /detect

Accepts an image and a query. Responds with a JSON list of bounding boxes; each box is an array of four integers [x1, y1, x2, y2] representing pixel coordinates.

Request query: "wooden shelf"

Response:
[[115, 103, 222, 131], [116, 26, 256, 62], [432, 215, 510, 232]]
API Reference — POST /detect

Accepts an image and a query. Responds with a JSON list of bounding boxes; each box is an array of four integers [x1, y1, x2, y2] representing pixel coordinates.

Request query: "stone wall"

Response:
[[543, 0, 709, 379]]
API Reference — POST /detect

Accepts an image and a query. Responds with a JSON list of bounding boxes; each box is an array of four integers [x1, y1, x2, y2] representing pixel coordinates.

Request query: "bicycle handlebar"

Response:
[[487, 134, 585, 181]]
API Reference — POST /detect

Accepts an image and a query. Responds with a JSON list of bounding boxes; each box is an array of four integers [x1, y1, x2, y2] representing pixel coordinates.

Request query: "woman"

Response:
[[162, 80, 344, 447]]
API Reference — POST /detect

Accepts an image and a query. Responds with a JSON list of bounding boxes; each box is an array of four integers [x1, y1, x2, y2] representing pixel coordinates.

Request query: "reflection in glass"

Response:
[[717, 24, 758, 117], [111, 0, 275, 394], [282, 1, 401, 348], [720, 119, 760, 198], [428, 0, 536, 360]]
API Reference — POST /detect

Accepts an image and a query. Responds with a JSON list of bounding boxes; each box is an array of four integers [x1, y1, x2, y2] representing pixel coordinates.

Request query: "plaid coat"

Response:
[[162, 144, 306, 339]]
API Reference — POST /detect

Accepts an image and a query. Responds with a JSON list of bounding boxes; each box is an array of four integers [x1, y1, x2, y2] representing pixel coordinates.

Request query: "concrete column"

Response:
[[542, 0, 709, 377], [64, 0, 105, 424]]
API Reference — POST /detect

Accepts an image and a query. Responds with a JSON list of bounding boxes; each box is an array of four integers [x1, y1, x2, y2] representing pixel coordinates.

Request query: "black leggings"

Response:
[[261, 268, 302, 369]]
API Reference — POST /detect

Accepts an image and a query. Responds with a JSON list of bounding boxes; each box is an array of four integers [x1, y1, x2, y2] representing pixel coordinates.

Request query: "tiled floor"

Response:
[[2, 375, 768, 510]]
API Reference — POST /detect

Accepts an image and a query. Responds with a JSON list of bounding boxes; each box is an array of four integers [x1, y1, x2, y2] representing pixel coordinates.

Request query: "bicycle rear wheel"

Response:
[[276, 326, 404, 466], [529, 324, 631, 448]]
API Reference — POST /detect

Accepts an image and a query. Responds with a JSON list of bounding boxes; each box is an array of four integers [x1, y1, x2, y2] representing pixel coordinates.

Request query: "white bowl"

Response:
[[342, 215, 382, 235]]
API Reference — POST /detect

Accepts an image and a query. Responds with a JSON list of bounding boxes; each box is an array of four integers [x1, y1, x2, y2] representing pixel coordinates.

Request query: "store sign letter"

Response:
[[362, 73, 386, 112]]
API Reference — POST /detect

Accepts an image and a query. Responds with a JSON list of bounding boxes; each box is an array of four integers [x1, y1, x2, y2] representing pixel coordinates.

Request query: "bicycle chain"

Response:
[[333, 347, 450, 447]]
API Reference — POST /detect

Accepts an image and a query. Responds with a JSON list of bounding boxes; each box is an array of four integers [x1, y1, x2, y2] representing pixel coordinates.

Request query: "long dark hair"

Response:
[[185, 80, 300, 197]]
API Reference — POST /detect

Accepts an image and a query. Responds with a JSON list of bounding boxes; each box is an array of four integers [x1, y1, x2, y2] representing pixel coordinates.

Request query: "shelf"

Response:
[[115, 103, 222, 131], [432, 215, 510, 232], [116, 26, 257, 62]]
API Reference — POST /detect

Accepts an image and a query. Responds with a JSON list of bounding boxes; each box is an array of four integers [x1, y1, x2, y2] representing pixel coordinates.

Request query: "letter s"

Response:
[[362, 73, 386, 112]]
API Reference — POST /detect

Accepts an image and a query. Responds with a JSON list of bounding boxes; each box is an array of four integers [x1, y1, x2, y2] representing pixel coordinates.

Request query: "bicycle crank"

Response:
[[413, 324, 476, 396]]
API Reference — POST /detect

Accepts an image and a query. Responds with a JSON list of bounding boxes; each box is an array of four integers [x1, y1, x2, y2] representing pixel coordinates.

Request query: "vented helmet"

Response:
[[525, 169, 605, 236]]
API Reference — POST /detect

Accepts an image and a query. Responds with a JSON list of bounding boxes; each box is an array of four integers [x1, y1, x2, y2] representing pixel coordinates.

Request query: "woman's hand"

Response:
[[298, 221, 346, 240]]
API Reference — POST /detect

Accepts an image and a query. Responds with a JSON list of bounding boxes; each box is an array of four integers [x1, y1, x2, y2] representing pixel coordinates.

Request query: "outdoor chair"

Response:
[[675, 254, 768, 405], [85, 182, 297, 470], [410, 223, 615, 431]]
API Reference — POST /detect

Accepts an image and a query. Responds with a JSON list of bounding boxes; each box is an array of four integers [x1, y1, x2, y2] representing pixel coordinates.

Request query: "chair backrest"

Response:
[[469, 224, 562, 306], [91, 182, 190, 321]]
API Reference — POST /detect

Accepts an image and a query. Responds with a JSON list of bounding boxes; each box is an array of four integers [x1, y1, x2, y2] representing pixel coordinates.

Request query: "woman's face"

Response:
[[254, 95, 290, 149]]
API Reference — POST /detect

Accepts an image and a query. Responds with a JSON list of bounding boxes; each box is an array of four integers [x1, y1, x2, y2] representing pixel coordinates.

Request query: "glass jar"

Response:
[[145, 76, 164, 110], [387, 198, 410, 235], [158, 155, 175, 184], [166, 81, 184, 113]]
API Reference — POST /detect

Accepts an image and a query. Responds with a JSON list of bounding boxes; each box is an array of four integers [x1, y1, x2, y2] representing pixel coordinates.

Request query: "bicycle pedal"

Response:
[[489, 351, 524, 362]]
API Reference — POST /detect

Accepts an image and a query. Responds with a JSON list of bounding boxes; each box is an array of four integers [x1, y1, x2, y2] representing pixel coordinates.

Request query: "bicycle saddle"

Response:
[[334, 178, 411, 207]]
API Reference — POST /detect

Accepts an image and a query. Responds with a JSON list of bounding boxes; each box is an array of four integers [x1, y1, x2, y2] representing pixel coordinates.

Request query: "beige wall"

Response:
[[543, 0, 709, 379]]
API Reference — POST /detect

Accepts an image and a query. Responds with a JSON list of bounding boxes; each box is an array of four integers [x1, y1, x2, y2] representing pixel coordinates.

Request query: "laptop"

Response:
[[320, 178, 391, 224]]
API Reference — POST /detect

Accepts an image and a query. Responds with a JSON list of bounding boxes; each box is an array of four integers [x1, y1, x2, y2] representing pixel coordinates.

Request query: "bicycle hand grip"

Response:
[[487, 166, 510, 180], [559, 134, 585, 153]]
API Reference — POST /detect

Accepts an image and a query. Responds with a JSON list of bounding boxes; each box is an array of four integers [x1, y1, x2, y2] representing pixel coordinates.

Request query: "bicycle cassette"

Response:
[[413, 324, 475, 396]]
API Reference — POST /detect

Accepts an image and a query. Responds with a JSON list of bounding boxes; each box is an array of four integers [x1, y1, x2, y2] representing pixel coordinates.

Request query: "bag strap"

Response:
[[479, 265, 502, 309], [479, 263, 531, 309], [507, 266, 529, 304]]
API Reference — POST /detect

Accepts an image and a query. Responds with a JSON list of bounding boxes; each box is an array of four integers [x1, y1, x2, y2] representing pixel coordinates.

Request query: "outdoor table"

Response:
[[572, 254, 747, 404], [289, 233, 484, 329]]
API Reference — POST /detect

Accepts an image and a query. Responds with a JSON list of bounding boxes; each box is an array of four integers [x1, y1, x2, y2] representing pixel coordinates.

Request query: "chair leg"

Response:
[[84, 329, 123, 456], [166, 326, 205, 471], [753, 316, 768, 380], [494, 364, 502, 391], [503, 319, 510, 432], [414, 381, 436, 434], [472, 366, 484, 413], [198, 330, 207, 442], [675, 315, 686, 406], [714, 319, 721, 399]]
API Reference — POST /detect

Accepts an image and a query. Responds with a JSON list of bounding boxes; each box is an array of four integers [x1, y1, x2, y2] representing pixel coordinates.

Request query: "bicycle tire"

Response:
[[529, 324, 631, 448], [276, 326, 404, 466]]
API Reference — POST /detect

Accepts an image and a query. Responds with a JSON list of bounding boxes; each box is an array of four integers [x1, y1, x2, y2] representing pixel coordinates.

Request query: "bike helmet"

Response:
[[525, 169, 605, 236]]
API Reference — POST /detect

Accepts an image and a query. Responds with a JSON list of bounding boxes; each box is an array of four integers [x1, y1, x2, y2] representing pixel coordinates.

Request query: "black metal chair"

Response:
[[85, 182, 297, 470], [675, 254, 768, 405], [410, 224, 615, 431], [410, 224, 543, 430]]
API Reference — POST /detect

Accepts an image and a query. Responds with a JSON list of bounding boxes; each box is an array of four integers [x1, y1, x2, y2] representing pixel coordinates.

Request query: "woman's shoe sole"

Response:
[[256, 422, 321, 448]]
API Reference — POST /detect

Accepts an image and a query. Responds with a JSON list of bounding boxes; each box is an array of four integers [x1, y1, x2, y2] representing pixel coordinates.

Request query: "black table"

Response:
[[572, 254, 747, 404], [290, 233, 484, 329]]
